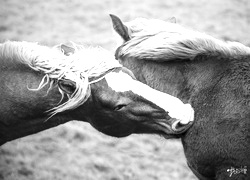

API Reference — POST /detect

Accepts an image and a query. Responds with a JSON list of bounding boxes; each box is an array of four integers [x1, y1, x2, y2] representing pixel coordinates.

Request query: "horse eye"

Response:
[[114, 104, 127, 111]]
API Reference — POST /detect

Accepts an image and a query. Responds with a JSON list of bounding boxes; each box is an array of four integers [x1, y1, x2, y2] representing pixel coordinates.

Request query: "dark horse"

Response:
[[110, 15, 250, 180], [0, 41, 194, 145]]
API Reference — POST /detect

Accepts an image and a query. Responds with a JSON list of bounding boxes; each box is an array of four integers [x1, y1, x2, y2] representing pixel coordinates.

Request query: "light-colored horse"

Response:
[[111, 14, 250, 180], [0, 41, 194, 145]]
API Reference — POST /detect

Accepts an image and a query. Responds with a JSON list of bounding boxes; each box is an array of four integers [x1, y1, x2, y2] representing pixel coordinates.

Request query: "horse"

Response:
[[0, 40, 194, 146], [110, 14, 250, 180]]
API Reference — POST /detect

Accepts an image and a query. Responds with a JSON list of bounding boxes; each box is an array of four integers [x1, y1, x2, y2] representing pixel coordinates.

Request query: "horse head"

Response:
[[55, 43, 194, 138]]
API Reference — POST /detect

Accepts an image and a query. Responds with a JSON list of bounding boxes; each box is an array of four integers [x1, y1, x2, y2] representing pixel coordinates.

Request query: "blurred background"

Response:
[[0, 0, 249, 179]]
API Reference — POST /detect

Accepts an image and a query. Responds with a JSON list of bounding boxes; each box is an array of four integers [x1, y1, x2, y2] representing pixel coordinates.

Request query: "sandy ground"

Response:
[[0, 0, 250, 180]]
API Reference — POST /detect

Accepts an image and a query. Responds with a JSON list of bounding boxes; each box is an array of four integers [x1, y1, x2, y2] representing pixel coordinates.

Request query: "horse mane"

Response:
[[116, 18, 250, 61], [0, 41, 122, 117]]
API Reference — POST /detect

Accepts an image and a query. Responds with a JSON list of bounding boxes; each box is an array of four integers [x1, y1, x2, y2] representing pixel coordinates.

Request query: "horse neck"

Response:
[[119, 57, 186, 102], [120, 56, 222, 104], [0, 64, 74, 144]]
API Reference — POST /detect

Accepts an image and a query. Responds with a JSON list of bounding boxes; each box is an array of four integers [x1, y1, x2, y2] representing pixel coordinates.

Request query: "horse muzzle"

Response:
[[171, 118, 194, 134], [156, 117, 194, 135]]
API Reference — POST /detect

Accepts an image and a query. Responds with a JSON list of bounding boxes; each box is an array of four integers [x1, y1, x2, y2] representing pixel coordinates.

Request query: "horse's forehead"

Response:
[[104, 71, 157, 103], [104, 71, 136, 93]]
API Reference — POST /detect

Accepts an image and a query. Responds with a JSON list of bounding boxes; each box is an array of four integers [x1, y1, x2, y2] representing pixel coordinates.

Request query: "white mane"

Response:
[[116, 18, 250, 61], [0, 41, 122, 116]]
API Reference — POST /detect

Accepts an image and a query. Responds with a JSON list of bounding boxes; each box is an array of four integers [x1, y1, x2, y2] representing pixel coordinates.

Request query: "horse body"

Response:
[[183, 55, 250, 179], [0, 41, 194, 145], [119, 50, 250, 179], [111, 15, 250, 179]]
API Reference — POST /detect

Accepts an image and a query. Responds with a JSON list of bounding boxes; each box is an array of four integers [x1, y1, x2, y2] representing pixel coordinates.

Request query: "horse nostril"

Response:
[[114, 104, 127, 111]]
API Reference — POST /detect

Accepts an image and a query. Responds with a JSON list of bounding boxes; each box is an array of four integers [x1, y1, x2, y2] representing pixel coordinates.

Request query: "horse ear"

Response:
[[110, 14, 130, 41], [58, 79, 76, 95], [60, 44, 75, 56], [167, 17, 177, 23], [54, 44, 75, 56]]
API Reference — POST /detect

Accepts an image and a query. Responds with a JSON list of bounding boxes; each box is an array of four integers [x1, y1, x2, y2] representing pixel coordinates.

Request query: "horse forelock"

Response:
[[0, 41, 122, 117], [116, 18, 250, 61]]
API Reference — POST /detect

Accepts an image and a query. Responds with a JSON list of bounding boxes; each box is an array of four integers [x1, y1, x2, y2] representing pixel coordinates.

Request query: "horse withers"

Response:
[[110, 14, 250, 180], [0, 41, 194, 145]]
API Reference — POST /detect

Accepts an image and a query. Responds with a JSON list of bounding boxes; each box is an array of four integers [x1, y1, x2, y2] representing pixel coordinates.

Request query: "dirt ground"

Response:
[[0, 0, 249, 180]]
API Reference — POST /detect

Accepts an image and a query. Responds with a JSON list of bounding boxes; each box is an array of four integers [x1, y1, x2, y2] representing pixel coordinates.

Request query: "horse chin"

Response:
[[99, 128, 133, 138], [101, 130, 132, 138], [161, 134, 181, 139]]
